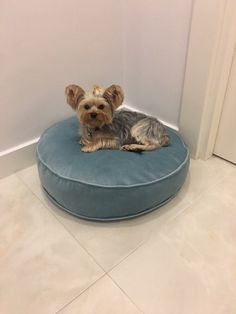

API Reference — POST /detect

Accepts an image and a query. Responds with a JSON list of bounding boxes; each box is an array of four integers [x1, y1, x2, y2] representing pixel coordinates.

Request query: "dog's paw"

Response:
[[81, 145, 97, 153], [121, 144, 135, 151], [80, 138, 90, 146], [121, 144, 143, 152], [121, 145, 130, 151]]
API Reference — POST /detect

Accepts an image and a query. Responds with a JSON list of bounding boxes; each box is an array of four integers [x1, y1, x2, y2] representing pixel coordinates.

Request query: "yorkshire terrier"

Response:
[[65, 84, 170, 153]]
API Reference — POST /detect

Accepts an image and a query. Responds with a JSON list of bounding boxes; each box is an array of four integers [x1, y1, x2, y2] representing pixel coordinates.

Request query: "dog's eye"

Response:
[[98, 104, 104, 110], [84, 104, 90, 110]]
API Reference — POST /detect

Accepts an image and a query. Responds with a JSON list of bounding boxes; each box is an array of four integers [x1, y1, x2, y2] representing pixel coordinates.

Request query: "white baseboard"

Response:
[[0, 138, 39, 179]]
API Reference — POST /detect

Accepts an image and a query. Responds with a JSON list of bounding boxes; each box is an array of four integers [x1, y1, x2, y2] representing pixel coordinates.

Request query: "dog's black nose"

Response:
[[90, 113, 97, 119]]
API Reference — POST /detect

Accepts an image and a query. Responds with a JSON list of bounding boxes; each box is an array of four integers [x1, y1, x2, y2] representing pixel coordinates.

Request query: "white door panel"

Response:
[[214, 48, 236, 164]]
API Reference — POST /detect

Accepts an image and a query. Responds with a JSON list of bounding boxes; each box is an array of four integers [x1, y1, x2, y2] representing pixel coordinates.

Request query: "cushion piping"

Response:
[[43, 186, 181, 221], [37, 150, 189, 189], [36, 128, 189, 189]]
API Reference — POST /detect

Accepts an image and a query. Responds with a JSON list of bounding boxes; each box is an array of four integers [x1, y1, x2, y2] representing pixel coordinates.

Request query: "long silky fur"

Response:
[[65, 84, 170, 152], [81, 109, 169, 147]]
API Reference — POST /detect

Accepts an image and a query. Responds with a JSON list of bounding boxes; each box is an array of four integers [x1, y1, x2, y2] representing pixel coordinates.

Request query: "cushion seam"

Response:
[[36, 117, 189, 189], [43, 186, 180, 221], [37, 150, 189, 189]]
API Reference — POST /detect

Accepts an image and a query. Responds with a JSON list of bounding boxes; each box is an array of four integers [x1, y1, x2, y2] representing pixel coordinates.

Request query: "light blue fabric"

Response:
[[37, 116, 189, 221]]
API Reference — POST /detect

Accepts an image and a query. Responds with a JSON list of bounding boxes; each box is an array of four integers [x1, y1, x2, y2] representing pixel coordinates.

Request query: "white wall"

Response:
[[0, 0, 192, 154], [0, 0, 123, 152], [123, 0, 193, 127]]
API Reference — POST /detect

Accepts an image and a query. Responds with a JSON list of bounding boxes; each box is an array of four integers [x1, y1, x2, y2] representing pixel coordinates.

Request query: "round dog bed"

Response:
[[36, 117, 189, 221]]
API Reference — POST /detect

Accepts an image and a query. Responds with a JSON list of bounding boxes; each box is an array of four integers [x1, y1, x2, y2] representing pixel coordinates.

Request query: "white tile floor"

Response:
[[0, 156, 235, 314]]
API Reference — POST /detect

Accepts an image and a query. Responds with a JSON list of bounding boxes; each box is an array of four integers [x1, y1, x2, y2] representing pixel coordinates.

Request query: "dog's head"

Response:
[[65, 84, 124, 128]]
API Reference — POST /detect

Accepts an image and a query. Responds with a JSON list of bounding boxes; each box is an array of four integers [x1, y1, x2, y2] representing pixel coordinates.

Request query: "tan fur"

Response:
[[81, 138, 120, 152], [65, 84, 170, 153], [92, 85, 104, 96], [65, 85, 85, 110], [122, 143, 160, 152], [103, 85, 124, 110], [78, 96, 113, 128]]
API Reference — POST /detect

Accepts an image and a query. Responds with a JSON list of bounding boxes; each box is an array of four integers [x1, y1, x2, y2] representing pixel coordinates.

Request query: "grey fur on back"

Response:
[[81, 109, 168, 146]]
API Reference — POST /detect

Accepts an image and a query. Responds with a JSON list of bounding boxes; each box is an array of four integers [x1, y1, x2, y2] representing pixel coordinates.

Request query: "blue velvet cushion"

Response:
[[37, 116, 189, 221]]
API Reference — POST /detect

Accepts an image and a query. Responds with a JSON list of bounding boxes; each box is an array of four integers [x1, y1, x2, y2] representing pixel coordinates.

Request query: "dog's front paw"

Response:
[[121, 144, 135, 151], [121, 144, 142, 152], [80, 138, 90, 146], [81, 145, 98, 153], [121, 145, 128, 151]]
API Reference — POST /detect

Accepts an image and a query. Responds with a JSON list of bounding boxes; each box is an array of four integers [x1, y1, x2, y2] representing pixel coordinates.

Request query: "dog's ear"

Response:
[[103, 85, 124, 110], [65, 85, 85, 110]]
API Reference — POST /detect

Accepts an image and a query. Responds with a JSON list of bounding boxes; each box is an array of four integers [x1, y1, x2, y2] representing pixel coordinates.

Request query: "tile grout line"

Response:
[[12, 159, 235, 314], [190, 158, 236, 201], [159, 174, 236, 270], [15, 169, 193, 275], [16, 160, 236, 313], [16, 173, 150, 313], [16, 170, 158, 281], [107, 272, 145, 314], [176, 161, 236, 211], [55, 273, 107, 314], [16, 174, 107, 274], [16, 170, 182, 276], [157, 167, 236, 273], [106, 199, 192, 273], [153, 170, 236, 256], [57, 270, 144, 314], [103, 204, 197, 314], [187, 168, 236, 206], [15, 174, 124, 313], [107, 187, 226, 314], [16, 161, 232, 275], [43, 209, 108, 273], [14, 174, 113, 313], [108, 239, 147, 273], [106, 201, 193, 276]]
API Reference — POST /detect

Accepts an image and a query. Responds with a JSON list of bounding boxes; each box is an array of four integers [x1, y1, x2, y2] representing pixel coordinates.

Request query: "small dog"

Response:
[[65, 84, 170, 153]]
